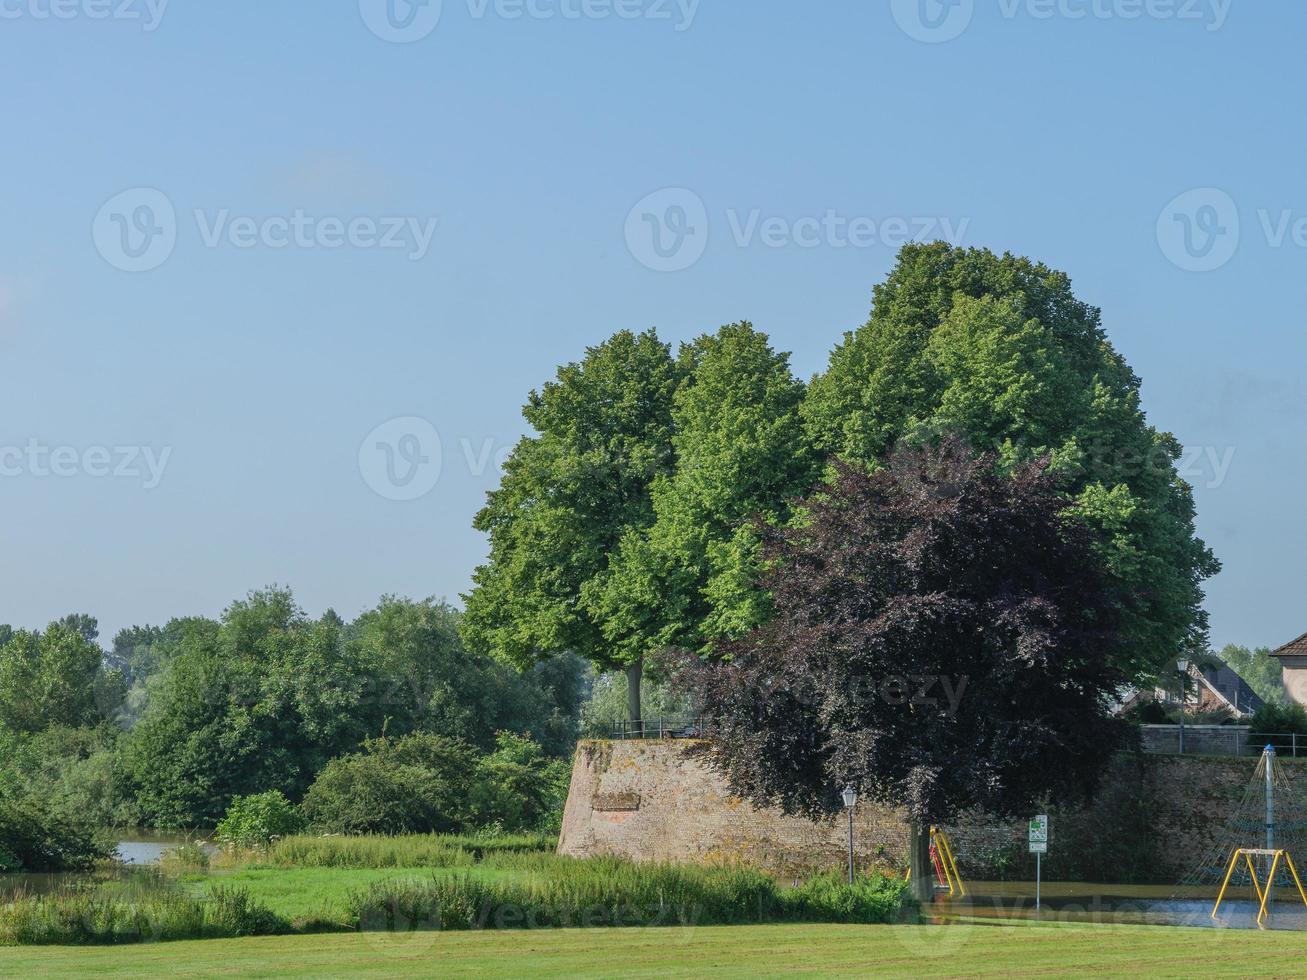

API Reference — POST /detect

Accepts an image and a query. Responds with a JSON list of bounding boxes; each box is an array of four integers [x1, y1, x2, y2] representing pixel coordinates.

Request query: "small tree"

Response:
[[686, 435, 1128, 901], [214, 791, 304, 848]]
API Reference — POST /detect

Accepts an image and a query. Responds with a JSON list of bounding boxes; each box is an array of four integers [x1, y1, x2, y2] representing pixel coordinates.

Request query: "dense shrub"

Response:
[[214, 791, 304, 848], [347, 859, 913, 931], [1248, 702, 1307, 738], [470, 732, 572, 833], [0, 792, 111, 872], [300, 734, 480, 835], [301, 732, 567, 835]]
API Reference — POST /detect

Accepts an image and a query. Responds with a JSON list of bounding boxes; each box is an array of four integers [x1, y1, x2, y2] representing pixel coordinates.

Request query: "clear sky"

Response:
[[1, 1, 1301, 652]]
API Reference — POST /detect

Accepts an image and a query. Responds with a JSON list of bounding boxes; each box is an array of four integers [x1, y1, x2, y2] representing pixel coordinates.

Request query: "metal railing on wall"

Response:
[[607, 721, 1307, 756], [1139, 725, 1307, 758], [611, 717, 703, 740]]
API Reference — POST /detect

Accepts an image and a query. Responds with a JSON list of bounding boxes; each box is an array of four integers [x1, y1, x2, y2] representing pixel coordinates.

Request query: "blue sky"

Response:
[[1, 1, 1302, 652]]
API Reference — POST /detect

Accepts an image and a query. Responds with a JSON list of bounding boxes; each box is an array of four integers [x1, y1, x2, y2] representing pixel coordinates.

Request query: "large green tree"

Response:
[[803, 243, 1218, 679], [588, 322, 817, 670], [0, 619, 120, 734], [461, 329, 681, 722]]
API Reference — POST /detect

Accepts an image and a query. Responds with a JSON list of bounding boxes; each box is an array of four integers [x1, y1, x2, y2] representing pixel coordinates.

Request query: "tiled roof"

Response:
[[1271, 632, 1307, 658]]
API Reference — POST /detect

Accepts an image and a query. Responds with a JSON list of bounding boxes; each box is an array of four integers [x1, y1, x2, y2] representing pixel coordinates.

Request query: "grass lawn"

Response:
[[4, 921, 1307, 978]]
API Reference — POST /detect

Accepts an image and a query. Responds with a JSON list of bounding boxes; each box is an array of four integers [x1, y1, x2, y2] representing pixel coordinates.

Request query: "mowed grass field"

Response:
[[6, 921, 1307, 978]]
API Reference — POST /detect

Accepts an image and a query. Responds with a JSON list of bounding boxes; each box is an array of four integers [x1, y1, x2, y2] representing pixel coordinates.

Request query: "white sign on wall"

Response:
[[1029, 814, 1049, 854]]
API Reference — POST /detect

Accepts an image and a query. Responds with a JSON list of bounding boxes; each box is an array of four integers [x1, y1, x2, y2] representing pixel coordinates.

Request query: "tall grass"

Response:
[[221, 831, 555, 870], [0, 885, 287, 946], [347, 858, 913, 931]]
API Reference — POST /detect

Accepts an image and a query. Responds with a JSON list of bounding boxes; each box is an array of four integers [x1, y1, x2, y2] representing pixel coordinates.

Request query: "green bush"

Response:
[[1249, 702, 1307, 738], [347, 858, 913, 931], [470, 732, 572, 833], [0, 792, 111, 872], [214, 791, 304, 848], [300, 734, 480, 835], [301, 732, 567, 836]]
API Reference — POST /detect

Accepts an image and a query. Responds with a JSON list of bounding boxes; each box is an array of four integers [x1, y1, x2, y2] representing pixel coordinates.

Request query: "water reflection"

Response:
[[929, 881, 1307, 931]]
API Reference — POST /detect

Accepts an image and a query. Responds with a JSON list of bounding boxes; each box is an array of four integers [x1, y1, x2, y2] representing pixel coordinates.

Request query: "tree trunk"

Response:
[[909, 820, 934, 905], [625, 658, 643, 737]]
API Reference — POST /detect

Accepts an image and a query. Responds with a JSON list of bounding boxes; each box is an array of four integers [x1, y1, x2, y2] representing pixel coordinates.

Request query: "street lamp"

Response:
[[1177, 659, 1190, 754], [842, 786, 858, 884]]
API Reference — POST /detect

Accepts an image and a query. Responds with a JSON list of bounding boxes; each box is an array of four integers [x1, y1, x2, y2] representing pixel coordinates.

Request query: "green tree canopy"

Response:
[[0, 619, 119, 733], [587, 322, 816, 667], [803, 243, 1218, 678], [461, 328, 681, 720]]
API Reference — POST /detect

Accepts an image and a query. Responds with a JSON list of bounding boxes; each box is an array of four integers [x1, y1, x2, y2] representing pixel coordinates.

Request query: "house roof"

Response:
[[1195, 657, 1264, 716], [1271, 632, 1307, 659]]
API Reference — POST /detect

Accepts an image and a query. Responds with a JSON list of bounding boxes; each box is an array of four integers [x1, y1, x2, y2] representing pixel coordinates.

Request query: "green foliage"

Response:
[[0, 885, 286, 946], [215, 791, 305, 848], [123, 588, 581, 827], [301, 731, 564, 835], [1216, 644, 1287, 707], [462, 329, 682, 701], [300, 734, 480, 836], [0, 620, 120, 733], [578, 669, 695, 737], [589, 323, 817, 662], [348, 597, 582, 755], [0, 725, 141, 830], [347, 859, 911, 931], [0, 790, 112, 872], [257, 832, 552, 870], [261, 835, 476, 869], [1248, 702, 1307, 738], [159, 842, 211, 875], [471, 732, 572, 833], [802, 243, 1218, 680]]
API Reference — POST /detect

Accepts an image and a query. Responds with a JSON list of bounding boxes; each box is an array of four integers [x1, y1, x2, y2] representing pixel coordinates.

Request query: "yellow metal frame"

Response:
[[1211, 848, 1307, 928], [932, 827, 966, 898], [904, 827, 968, 897]]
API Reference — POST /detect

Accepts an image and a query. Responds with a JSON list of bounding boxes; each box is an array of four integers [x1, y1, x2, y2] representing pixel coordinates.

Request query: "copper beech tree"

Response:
[[682, 435, 1130, 902]]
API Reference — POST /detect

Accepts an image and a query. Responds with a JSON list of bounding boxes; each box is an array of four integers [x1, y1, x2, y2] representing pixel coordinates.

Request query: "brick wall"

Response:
[[558, 739, 1277, 882]]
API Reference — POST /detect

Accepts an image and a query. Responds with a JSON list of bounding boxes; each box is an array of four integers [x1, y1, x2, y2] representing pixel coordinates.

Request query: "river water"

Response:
[[930, 880, 1307, 930]]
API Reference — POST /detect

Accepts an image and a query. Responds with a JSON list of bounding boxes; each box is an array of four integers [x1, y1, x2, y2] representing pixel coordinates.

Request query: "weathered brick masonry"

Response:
[[558, 740, 1283, 882]]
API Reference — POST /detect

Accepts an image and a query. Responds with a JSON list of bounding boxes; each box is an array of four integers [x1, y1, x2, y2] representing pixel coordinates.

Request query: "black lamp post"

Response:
[[842, 786, 858, 884], [1177, 658, 1190, 754]]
